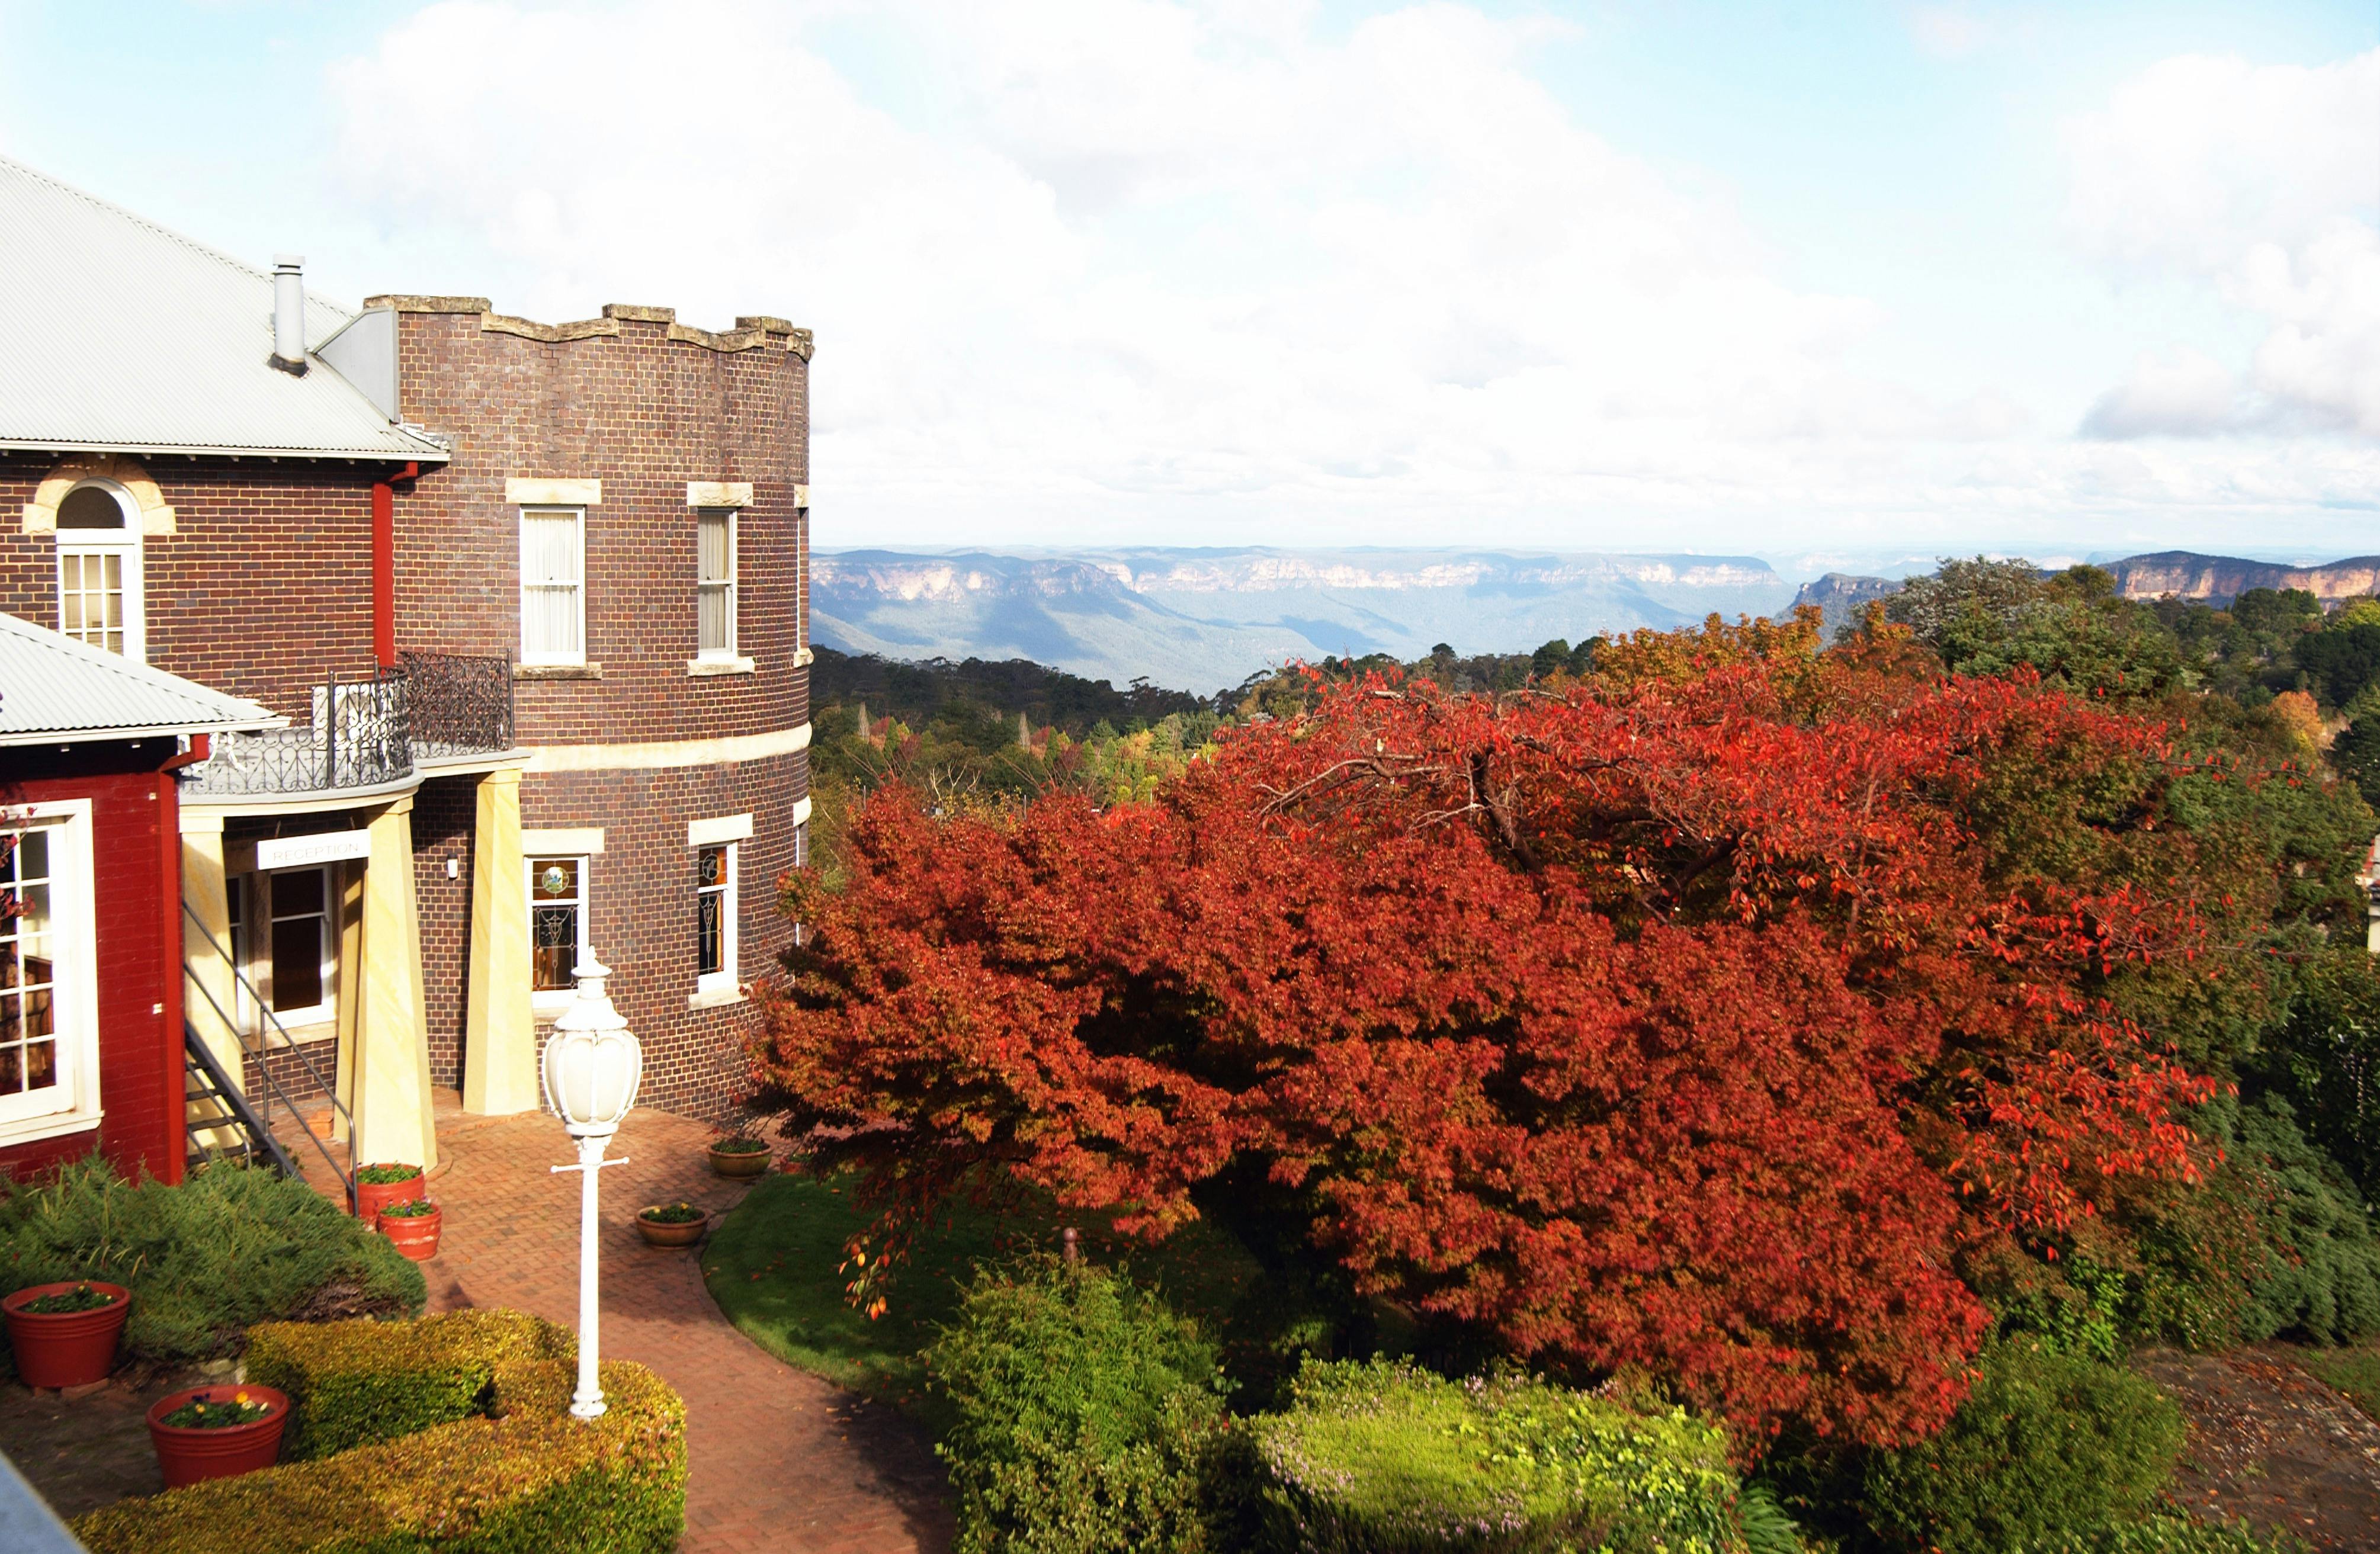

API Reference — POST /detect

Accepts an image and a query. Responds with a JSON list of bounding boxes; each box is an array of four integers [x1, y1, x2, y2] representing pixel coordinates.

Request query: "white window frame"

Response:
[[696, 507, 738, 660], [694, 842, 737, 996], [0, 801, 100, 1144], [518, 505, 587, 667], [54, 481, 145, 664], [526, 854, 592, 1016], [256, 866, 337, 1032]]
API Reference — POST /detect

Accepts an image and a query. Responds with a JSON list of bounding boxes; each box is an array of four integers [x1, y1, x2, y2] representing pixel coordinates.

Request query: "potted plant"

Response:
[[377, 1197, 442, 1261], [707, 1135, 772, 1179], [147, 1383, 288, 1488], [636, 1202, 710, 1247], [352, 1161, 426, 1222], [2, 1280, 131, 1388]]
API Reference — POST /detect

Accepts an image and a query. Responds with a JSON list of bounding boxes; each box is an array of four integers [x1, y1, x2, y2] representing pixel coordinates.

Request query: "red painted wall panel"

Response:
[[0, 744, 181, 1184]]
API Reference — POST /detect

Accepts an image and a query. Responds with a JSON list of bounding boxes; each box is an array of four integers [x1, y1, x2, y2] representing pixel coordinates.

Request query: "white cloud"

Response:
[[313, 3, 2380, 554], [2067, 49, 2380, 438], [2080, 346, 2238, 439]]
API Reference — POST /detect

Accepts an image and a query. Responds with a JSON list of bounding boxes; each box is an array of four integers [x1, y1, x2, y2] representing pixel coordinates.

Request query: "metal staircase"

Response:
[[181, 903, 358, 1213]]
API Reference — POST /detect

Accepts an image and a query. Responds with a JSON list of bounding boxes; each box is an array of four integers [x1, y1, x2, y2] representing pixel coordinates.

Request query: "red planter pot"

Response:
[[147, 1383, 288, 1488], [377, 1203, 442, 1262], [2, 1282, 131, 1388], [353, 1166, 426, 1224]]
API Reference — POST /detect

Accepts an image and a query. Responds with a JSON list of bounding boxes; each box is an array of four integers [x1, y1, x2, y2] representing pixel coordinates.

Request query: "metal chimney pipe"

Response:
[[270, 255, 308, 375]]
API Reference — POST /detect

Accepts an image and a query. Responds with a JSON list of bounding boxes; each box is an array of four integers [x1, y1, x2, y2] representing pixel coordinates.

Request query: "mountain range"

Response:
[[1789, 551, 2380, 633], [813, 548, 1795, 691], [813, 547, 2380, 692]]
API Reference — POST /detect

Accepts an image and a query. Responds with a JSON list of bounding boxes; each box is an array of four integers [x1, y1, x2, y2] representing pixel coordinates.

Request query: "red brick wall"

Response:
[[384, 307, 809, 747], [410, 778, 478, 1090], [0, 744, 182, 1184], [522, 749, 803, 1118], [385, 303, 812, 1118], [0, 455, 384, 722]]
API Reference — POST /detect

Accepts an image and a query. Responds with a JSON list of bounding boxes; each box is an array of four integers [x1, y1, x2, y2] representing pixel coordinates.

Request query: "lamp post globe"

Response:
[[542, 958, 643, 1137], [541, 958, 642, 1420]]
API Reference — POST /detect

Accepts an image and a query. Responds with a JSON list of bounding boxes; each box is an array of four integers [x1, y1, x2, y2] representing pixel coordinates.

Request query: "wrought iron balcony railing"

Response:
[[181, 656, 515, 798], [400, 651, 515, 759]]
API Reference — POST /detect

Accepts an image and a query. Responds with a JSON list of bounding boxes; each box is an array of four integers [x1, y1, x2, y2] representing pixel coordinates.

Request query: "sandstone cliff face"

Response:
[[2102, 551, 2380, 605], [1789, 572, 1903, 634]]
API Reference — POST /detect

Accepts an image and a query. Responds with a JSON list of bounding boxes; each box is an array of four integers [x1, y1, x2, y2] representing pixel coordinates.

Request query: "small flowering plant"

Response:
[[159, 1389, 275, 1430], [640, 1202, 705, 1224], [708, 1135, 768, 1154], [18, 1282, 120, 1314], [379, 1198, 439, 1219], [354, 1163, 424, 1185]]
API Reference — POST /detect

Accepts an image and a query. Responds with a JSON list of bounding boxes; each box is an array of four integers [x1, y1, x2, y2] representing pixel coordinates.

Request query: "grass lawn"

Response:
[[2298, 1341, 2380, 1423], [703, 1171, 1267, 1417]]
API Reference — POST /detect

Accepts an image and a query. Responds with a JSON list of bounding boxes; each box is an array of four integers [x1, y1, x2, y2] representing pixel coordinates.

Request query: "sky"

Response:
[[4, 1, 2378, 573]]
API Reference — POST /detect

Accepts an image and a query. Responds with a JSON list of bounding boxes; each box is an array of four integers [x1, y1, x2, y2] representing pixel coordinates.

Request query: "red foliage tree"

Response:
[[759, 630, 2234, 1447]]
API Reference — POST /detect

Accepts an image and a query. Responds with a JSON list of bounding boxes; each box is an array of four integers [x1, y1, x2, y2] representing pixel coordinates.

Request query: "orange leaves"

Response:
[[753, 656, 2241, 1451]]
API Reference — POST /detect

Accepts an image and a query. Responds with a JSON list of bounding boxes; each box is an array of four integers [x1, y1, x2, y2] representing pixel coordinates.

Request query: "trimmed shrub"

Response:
[[0, 1159, 424, 1375], [246, 1308, 573, 1460], [1248, 1358, 1746, 1554], [1862, 1339, 2185, 1554], [926, 1256, 1231, 1554], [2047, 1516, 2307, 1554], [2230, 1096, 2380, 1344], [71, 1322, 685, 1554]]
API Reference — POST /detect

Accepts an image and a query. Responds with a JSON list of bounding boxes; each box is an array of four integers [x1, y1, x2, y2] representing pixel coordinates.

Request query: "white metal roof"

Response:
[[0, 156, 447, 461], [0, 612, 281, 747]]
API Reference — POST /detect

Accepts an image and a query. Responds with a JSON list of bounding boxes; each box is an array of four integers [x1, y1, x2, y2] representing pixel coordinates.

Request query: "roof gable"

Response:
[[0, 612, 280, 746], [0, 156, 445, 461]]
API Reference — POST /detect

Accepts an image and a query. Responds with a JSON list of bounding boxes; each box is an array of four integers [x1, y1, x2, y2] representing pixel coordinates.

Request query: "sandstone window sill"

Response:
[[516, 663, 602, 681], [686, 657, 756, 678], [688, 984, 748, 1011]]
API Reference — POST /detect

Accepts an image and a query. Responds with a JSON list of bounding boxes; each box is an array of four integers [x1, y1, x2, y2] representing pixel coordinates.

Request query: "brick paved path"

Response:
[[413, 1105, 952, 1553]]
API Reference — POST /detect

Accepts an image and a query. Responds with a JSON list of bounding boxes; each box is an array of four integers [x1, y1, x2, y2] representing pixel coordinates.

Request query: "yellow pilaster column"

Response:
[[179, 812, 245, 1148], [330, 861, 365, 1144], [351, 797, 438, 1170], [464, 769, 540, 1114]]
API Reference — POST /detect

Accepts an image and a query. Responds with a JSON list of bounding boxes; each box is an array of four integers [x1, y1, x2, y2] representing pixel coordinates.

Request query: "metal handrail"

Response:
[[181, 902, 357, 1212]]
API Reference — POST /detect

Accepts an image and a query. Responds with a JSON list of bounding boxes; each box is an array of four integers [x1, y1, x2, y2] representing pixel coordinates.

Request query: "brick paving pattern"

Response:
[[416, 1104, 951, 1553]]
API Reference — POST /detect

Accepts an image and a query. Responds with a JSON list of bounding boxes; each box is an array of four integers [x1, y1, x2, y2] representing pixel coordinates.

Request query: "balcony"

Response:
[[182, 654, 515, 799]]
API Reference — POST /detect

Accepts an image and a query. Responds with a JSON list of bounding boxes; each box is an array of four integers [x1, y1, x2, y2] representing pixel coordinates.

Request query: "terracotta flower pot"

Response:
[[3, 1281, 131, 1389], [147, 1383, 288, 1488], [353, 1164, 426, 1223], [377, 1203, 443, 1262], [707, 1142, 771, 1179], [636, 1206, 710, 1247]]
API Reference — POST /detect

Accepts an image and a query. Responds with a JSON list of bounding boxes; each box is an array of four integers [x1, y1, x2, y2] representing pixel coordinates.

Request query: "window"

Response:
[[528, 856, 589, 1007], [519, 507, 585, 665], [55, 483, 143, 662], [695, 843, 736, 991], [261, 868, 335, 1027], [697, 508, 736, 658], [0, 804, 95, 1139]]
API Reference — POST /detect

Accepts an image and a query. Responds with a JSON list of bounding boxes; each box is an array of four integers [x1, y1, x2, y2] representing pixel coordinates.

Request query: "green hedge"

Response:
[[928, 1256, 1231, 1554], [0, 1158, 424, 1375], [1862, 1338, 2185, 1554], [1248, 1359, 1747, 1554], [246, 1308, 574, 1460], [71, 1313, 685, 1554]]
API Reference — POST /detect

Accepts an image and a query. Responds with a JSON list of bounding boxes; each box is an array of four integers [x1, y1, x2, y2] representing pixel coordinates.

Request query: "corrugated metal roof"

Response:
[[0, 612, 281, 747], [0, 156, 447, 461]]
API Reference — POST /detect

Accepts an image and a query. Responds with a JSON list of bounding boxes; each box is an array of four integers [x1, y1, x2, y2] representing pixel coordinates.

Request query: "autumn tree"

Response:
[[756, 628, 2302, 1449]]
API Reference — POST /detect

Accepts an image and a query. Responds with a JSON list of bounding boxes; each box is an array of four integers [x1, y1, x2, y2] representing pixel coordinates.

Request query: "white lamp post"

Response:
[[541, 956, 643, 1421]]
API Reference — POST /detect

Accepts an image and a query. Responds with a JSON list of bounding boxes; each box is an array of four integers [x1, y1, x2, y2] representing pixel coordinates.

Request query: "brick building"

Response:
[[0, 156, 811, 1176]]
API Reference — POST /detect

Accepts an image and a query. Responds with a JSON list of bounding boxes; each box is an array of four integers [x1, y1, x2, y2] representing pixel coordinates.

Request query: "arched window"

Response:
[[54, 482, 143, 661]]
